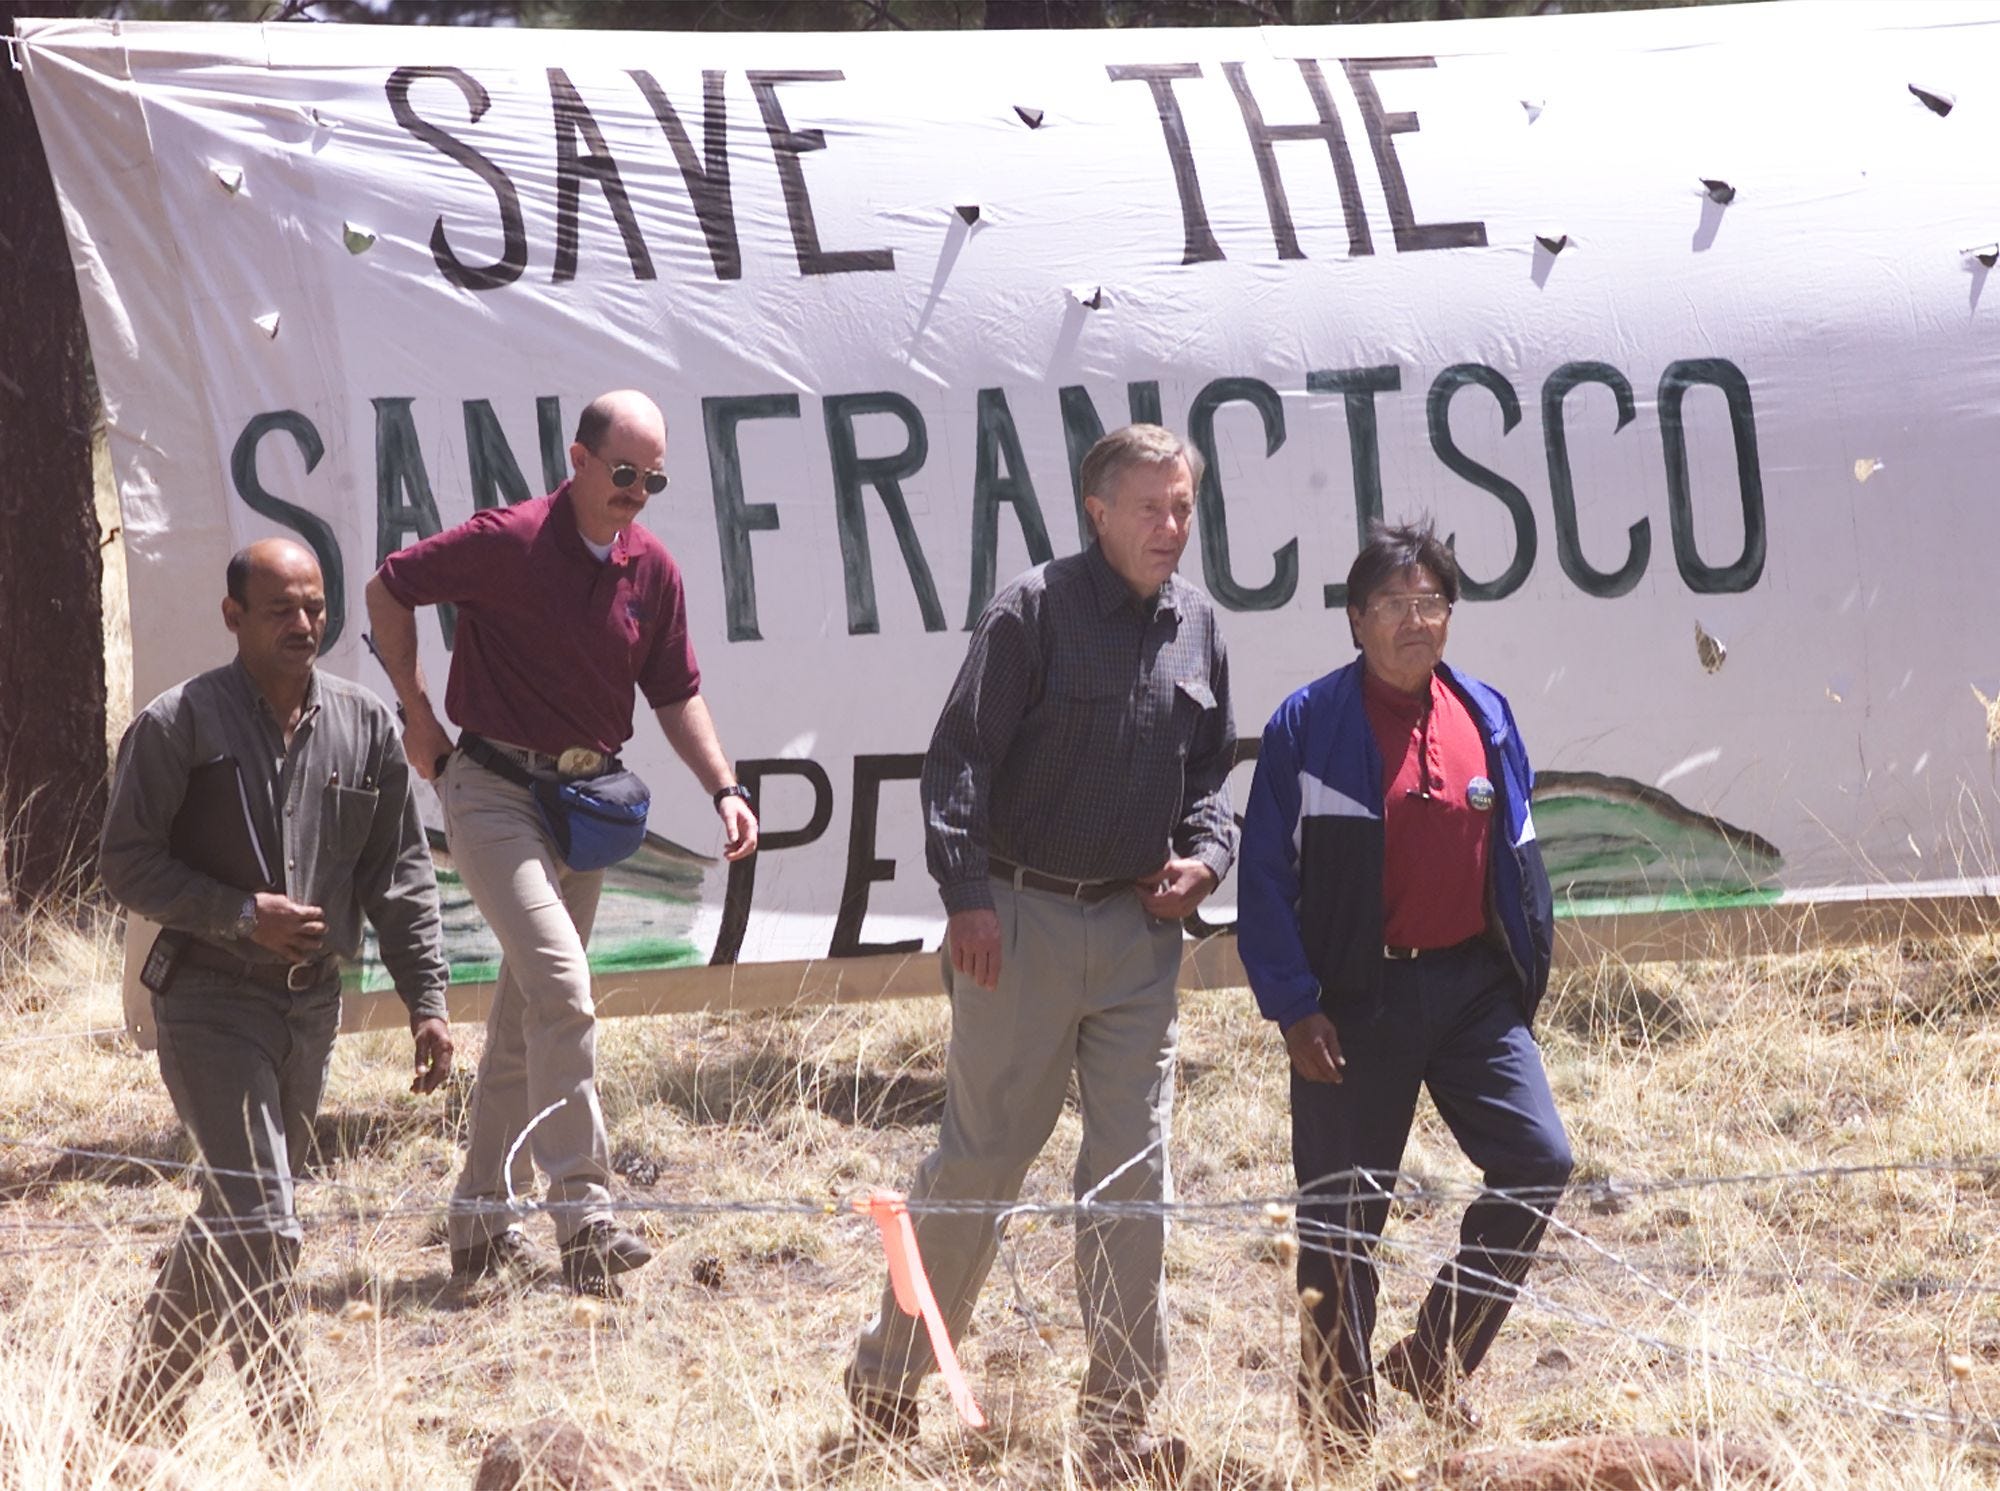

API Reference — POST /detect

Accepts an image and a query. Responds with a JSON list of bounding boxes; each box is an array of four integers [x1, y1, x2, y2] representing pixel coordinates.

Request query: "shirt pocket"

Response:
[[1052, 678, 1128, 764], [323, 783, 380, 863], [1171, 677, 1218, 757]]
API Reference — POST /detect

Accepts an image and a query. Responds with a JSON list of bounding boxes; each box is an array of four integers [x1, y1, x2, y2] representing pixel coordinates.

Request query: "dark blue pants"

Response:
[[1291, 941, 1572, 1437]]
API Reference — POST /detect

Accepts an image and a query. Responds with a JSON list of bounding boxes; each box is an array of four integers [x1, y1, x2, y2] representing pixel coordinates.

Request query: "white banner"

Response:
[[20, 2, 2000, 1008]]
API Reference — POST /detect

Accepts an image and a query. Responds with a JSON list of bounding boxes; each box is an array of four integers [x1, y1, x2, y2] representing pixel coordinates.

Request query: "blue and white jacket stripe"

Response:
[[1238, 658, 1554, 1031]]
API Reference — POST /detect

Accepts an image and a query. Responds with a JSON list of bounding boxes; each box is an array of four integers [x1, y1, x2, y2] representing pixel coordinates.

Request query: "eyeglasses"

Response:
[[1364, 592, 1452, 622], [590, 451, 670, 495]]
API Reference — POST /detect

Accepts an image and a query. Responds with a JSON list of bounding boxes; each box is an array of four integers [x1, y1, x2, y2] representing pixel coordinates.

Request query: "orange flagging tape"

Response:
[[854, 1189, 987, 1428]]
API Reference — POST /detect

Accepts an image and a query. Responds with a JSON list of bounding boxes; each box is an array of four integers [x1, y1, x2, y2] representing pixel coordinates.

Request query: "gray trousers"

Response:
[[851, 876, 1183, 1422], [105, 965, 339, 1448], [442, 749, 612, 1248]]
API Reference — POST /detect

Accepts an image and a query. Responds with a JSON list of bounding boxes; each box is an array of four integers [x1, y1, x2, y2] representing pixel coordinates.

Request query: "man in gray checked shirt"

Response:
[[845, 424, 1236, 1485], [97, 538, 451, 1458]]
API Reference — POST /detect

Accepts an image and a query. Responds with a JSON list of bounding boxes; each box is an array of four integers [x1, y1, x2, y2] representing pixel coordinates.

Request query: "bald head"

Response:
[[224, 538, 326, 680], [226, 538, 322, 606], [569, 389, 670, 546], [574, 390, 666, 454]]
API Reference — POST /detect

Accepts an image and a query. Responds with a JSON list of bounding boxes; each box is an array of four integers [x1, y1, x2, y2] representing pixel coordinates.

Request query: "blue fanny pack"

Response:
[[460, 734, 651, 872], [531, 769, 651, 872]]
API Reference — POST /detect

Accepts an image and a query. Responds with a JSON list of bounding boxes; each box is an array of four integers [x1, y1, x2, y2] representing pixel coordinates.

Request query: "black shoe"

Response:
[[558, 1220, 654, 1296], [97, 1385, 188, 1448], [843, 1367, 919, 1446], [1296, 1396, 1371, 1473], [450, 1227, 549, 1283], [1079, 1422, 1189, 1487], [1380, 1335, 1482, 1439]]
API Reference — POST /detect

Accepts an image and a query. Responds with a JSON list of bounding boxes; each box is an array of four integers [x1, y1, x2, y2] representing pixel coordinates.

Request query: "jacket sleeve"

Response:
[[1502, 696, 1555, 1010], [1237, 703, 1322, 1030]]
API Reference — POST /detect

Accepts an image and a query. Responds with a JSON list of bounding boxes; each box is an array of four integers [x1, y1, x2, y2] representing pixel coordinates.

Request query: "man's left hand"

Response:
[[410, 1017, 453, 1095], [1135, 857, 1218, 919], [718, 794, 759, 861]]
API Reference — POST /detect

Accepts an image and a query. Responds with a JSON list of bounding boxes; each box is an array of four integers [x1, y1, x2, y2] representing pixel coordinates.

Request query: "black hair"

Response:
[[1343, 519, 1459, 646], [225, 547, 252, 607]]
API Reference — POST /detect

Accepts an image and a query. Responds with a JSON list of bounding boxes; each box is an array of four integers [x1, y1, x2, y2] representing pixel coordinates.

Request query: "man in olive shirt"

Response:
[[846, 425, 1236, 1484], [98, 539, 451, 1456]]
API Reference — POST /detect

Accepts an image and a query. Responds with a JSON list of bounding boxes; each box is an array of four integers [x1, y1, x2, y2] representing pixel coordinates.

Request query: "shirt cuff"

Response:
[[939, 876, 996, 915], [1190, 842, 1233, 889], [207, 883, 251, 941], [1275, 999, 1325, 1033], [401, 984, 449, 1025]]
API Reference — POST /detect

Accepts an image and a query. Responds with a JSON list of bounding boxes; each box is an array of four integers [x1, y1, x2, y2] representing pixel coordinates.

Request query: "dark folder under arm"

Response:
[[169, 755, 278, 894]]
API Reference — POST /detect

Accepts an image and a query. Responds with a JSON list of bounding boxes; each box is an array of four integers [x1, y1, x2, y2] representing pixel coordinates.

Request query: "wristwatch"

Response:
[[230, 895, 258, 941], [713, 783, 752, 811]]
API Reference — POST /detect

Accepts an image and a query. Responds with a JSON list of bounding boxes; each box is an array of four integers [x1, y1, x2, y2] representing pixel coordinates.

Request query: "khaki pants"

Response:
[[851, 875, 1183, 1421], [103, 968, 338, 1449], [442, 749, 611, 1248]]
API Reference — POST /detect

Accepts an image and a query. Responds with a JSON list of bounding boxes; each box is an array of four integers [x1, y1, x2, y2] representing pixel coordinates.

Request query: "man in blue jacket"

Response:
[[1238, 521, 1571, 1465]]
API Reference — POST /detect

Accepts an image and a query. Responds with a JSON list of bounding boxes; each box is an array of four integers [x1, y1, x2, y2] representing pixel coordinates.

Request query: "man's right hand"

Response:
[[401, 707, 455, 782], [248, 893, 328, 963], [947, 908, 1003, 991], [1284, 1012, 1346, 1084]]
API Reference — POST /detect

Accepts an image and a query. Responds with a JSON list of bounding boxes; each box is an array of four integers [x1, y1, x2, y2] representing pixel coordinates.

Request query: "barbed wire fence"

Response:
[[4, 1126, 1999, 1453]]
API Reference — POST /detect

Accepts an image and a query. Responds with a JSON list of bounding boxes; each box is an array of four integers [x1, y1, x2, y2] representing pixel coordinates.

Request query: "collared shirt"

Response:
[[1363, 667, 1490, 949], [374, 482, 700, 757], [923, 543, 1237, 914], [99, 659, 448, 1023]]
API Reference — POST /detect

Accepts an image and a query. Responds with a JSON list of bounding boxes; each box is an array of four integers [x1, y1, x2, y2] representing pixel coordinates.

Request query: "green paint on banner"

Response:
[[1554, 886, 1785, 919], [347, 937, 704, 993], [1535, 770, 1783, 903]]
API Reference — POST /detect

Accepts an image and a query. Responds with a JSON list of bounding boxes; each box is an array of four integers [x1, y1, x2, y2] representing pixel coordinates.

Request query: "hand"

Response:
[[247, 893, 327, 963], [947, 907, 1002, 991], [1284, 1012, 1345, 1084], [1135, 857, 1219, 919], [409, 1017, 454, 1095], [400, 707, 454, 782], [718, 793, 759, 862]]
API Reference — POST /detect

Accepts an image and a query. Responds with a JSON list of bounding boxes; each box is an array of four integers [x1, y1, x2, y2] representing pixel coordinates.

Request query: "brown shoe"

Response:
[[1079, 1422, 1189, 1487], [450, 1227, 550, 1284], [559, 1221, 654, 1297], [843, 1367, 918, 1445], [1380, 1336, 1482, 1439]]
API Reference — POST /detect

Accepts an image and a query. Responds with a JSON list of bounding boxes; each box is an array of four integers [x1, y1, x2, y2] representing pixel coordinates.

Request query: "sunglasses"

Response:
[[592, 451, 670, 495]]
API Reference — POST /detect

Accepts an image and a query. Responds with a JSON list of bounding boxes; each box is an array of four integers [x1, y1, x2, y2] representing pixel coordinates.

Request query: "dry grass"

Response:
[[7, 919, 2000, 1489]]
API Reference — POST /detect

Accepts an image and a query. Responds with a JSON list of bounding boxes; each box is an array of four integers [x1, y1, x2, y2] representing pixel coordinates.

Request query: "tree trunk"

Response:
[[984, 0, 1107, 26], [0, 6, 108, 910]]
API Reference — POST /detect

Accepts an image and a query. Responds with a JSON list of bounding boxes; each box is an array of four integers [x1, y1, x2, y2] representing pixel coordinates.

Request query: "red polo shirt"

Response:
[[376, 483, 701, 757], [1363, 668, 1491, 950]]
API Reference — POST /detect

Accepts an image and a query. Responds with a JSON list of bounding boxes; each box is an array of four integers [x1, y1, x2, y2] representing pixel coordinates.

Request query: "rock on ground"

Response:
[[471, 1416, 695, 1491]]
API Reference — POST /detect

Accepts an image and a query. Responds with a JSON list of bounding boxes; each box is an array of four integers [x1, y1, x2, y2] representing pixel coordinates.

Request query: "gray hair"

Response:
[[1078, 423, 1205, 506]]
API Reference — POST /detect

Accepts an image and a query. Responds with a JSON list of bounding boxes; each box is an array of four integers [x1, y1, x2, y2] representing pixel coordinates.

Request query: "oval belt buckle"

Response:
[[557, 747, 604, 778]]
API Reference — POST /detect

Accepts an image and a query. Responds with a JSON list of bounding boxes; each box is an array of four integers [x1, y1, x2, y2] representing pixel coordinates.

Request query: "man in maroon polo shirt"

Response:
[[364, 389, 757, 1295]]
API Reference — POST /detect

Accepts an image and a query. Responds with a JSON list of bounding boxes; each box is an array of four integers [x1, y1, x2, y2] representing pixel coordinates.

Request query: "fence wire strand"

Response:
[[4, 1128, 1999, 1444]]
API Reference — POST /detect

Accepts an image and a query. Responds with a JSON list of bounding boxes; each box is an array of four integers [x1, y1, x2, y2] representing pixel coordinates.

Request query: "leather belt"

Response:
[[989, 855, 1128, 905], [461, 731, 621, 782], [178, 939, 337, 993], [1384, 936, 1486, 962]]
